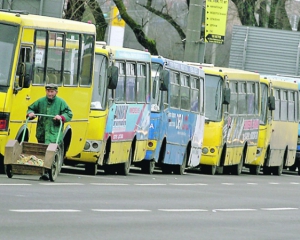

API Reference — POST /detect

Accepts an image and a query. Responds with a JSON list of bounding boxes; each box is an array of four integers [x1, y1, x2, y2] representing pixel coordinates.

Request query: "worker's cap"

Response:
[[45, 83, 58, 90]]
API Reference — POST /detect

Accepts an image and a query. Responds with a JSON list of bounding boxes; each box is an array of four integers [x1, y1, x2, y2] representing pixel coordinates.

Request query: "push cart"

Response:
[[4, 114, 63, 182]]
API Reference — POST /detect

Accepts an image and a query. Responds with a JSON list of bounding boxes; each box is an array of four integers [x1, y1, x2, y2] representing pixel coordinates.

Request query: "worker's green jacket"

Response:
[[27, 96, 73, 144]]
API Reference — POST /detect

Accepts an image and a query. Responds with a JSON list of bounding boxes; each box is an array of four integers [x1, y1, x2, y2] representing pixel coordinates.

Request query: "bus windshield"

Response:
[[0, 23, 19, 88], [205, 74, 223, 122], [91, 54, 108, 110]]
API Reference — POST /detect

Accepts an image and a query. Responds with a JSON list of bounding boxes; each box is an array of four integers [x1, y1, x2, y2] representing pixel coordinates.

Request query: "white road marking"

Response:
[[0, 184, 31, 186], [290, 182, 300, 185], [10, 209, 81, 213], [261, 208, 298, 211], [221, 183, 234, 185], [159, 209, 208, 212], [90, 183, 129, 186], [92, 209, 151, 212], [212, 209, 257, 212], [134, 183, 166, 186], [39, 183, 84, 186], [247, 183, 258, 185], [269, 182, 279, 185], [169, 183, 208, 186]]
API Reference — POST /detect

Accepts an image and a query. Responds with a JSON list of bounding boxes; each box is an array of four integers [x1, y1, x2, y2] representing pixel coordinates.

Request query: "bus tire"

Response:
[[118, 146, 132, 176], [232, 152, 243, 175], [174, 149, 187, 175], [273, 161, 283, 176]]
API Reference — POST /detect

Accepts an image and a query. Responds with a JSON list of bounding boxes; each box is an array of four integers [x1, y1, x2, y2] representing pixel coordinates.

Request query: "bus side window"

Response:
[[280, 90, 288, 121], [274, 89, 280, 120], [170, 71, 180, 108], [288, 91, 295, 121], [229, 82, 238, 114]]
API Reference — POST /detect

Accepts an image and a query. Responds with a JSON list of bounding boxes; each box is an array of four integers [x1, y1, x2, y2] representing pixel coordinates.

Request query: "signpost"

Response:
[[205, 0, 229, 44], [107, 6, 126, 47]]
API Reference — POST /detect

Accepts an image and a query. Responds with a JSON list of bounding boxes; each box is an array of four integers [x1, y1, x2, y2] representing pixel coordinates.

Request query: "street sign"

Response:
[[205, 0, 229, 44]]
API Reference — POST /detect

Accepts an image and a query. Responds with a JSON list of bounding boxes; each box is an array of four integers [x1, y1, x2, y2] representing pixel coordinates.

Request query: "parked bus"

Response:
[[142, 56, 205, 174], [185, 63, 261, 175], [0, 10, 96, 173], [63, 42, 117, 175], [256, 75, 299, 175], [100, 46, 152, 175]]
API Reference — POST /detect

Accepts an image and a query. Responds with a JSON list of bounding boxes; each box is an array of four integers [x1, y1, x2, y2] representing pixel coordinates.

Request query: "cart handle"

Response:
[[21, 114, 63, 144]]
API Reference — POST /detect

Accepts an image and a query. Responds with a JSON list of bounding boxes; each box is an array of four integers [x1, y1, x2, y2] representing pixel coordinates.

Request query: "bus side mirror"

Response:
[[17, 62, 32, 88], [107, 66, 118, 89], [159, 69, 169, 91], [223, 88, 231, 105], [268, 96, 275, 111]]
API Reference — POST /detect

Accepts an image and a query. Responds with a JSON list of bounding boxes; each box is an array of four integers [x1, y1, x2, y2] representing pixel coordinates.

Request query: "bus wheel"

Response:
[[273, 161, 283, 176], [232, 154, 243, 175], [141, 160, 155, 174], [210, 165, 217, 175], [5, 165, 13, 178], [118, 146, 132, 176], [249, 165, 260, 175], [174, 149, 187, 175], [85, 163, 97, 175]]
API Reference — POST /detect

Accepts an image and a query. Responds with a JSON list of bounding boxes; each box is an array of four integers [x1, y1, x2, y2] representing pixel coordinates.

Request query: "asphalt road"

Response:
[[1, 167, 300, 240]]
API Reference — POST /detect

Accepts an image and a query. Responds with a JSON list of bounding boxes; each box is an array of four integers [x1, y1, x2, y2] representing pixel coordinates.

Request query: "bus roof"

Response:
[[0, 10, 96, 33], [152, 56, 205, 77], [105, 45, 151, 62], [261, 75, 299, 90], [178, 61, 260, 81], [201, 66, 260, 82]]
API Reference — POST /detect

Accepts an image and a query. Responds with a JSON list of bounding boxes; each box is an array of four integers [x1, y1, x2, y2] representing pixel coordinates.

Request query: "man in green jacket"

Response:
[[27, 83, 73, 180]]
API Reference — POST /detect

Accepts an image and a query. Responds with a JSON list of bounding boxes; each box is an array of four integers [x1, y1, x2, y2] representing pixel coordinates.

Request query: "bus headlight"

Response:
[[84, 142, 91, 150], [202, 147, 209, 154], [210, 148, 215, 153], [148, 141, 154, 148]]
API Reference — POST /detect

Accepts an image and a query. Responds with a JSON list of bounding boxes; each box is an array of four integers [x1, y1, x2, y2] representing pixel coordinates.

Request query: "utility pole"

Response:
[[183, 0, 205, 63]]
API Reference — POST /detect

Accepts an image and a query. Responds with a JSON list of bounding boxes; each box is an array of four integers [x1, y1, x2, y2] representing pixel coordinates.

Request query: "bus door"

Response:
[[188, 76, 205, 167]]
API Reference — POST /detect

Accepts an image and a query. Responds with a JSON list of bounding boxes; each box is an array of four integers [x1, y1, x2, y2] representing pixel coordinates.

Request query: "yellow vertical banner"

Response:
[[205, 0, 229, 44], [111, 6, 126, 27]]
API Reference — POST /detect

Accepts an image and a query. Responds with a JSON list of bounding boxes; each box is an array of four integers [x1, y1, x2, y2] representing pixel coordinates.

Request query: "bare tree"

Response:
[[112, 0, 158, 54], [64, 0, 108, 41]]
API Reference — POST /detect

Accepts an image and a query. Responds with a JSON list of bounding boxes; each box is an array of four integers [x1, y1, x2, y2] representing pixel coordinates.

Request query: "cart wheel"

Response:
[[49, 153, 59, 182], [5, 165, 13, 178]]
